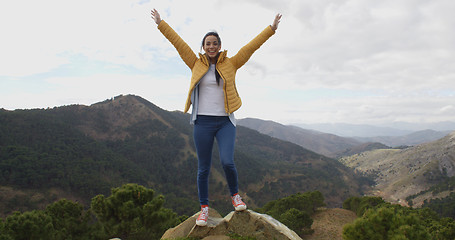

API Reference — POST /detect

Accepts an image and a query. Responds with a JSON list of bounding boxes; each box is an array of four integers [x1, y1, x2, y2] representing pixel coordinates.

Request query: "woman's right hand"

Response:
[[151, 8, 161, 25]]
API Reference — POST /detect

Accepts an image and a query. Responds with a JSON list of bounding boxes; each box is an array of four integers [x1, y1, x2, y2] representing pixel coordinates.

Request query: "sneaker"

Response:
[[231, 193, 247, 211], [196, 206, 209, 226]]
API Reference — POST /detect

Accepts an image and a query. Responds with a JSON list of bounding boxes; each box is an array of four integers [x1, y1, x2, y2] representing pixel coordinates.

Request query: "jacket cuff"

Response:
[[157, 20, 166, 30]]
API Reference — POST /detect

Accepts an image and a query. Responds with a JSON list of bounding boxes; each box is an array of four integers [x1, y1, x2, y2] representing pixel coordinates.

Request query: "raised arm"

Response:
[[151, 9, 197, 69], [230, 13, 282, 69]]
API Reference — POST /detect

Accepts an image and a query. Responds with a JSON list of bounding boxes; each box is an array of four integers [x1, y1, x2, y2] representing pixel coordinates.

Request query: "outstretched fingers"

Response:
[[271, 13, 282, 31], [151, 8, 161, 25]]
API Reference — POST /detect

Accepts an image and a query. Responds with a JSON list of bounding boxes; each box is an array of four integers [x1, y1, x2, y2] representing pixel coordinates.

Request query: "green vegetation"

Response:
[[406, 176, 455, 219], [0, 97, 367, 217], [0, 109, 141, 199], [0, 107, 198, 215], [256, 191, 325, 236], [0, 184, 182, 240], [91, 183, 183, 239], [227, 233, 257, 240], [342, 196, 384, 216], [342, 196, 455, 240], [2, 185, 455, 239], [0, 186, 326, 239], [236, 126, 367, 208], [2, 96, 455, 239], [422, 192, 455, 219], [427, 176, 455, 195]]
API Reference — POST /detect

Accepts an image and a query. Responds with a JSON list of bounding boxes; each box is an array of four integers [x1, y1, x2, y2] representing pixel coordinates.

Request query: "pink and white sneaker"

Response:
[[196, 205, 209, 226], [231, 193, 247, 211]]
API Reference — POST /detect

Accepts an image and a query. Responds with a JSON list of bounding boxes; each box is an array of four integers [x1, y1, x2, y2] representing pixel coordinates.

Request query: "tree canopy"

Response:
[[342, 196, 455, 240]]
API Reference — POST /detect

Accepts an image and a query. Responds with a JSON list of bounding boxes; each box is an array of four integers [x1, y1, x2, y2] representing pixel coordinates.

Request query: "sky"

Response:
[[1, 0, 455, 126]]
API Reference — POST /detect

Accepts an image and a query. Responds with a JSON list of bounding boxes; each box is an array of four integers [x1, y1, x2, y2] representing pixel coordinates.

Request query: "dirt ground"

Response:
[[305, 208, 357, 240]]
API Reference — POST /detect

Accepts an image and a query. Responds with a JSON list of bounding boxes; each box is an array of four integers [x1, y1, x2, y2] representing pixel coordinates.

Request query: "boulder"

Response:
[[161, 209, 302, 240], [161, 207, 223, 239]]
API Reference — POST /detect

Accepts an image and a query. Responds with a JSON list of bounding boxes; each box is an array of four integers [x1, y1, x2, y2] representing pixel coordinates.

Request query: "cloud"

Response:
[[0, 0, 157, 76], [249, 0, 455, 90], [1, 0, 454, 126]]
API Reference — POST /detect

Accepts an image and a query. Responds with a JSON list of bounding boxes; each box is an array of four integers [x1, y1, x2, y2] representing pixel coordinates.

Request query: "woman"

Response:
[[151, 8, 281, 226]]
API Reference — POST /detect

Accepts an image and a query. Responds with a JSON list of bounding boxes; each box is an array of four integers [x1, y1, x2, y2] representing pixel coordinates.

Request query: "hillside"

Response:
[[0, 95, 369, 217], [339, 131, 455, 206], [237, 118, 361, 158]]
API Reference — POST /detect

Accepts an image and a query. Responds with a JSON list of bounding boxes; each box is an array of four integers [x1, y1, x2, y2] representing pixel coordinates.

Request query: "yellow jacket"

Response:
[[157, 20, 275, 114]]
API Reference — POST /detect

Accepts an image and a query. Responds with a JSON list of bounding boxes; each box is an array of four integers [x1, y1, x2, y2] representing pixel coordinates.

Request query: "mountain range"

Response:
[[1, 94, 453, 218], [237, 118, 455, 208], [237, 118, 452, 157], [0, 95, 369, 217], [294, 122, 455, 138], [353, 129, 453, 147]]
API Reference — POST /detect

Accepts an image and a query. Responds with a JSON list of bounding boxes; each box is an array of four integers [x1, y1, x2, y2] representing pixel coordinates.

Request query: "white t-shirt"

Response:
[[197, 64, 228, 116]]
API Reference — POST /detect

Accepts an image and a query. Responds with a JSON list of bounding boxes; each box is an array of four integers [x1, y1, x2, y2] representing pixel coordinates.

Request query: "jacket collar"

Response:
[[217, 50, 227, 63], [199, 50, 228, 65]]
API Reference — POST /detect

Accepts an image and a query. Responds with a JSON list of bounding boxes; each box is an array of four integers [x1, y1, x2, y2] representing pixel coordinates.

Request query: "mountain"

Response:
[[381, 121, 455, 132], [0, 95, 369, 217], [294, 122, 455, 140], [237, 118, 361, 158], [339, 131, 455, 206], [354, 129, 453, 147], [237, 118, 443, 159], [293, 123, 413, 137]]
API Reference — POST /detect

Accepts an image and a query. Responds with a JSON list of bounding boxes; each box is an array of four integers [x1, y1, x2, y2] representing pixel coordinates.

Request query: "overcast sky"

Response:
[[1, 0, 454, 125]]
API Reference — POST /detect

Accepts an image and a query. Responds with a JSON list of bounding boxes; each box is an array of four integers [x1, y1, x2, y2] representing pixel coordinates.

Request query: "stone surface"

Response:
[[161, 209, 302, 240], [161, 207, 222, 239]]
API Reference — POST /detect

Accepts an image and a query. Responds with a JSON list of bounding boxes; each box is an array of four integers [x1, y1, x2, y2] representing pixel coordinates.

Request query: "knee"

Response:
[[221, 161, 236, 171], [198, 168, 210, 177]]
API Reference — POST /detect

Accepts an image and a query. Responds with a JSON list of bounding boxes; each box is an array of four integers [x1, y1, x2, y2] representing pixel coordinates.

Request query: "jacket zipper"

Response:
[[216, 67, 230, 114]]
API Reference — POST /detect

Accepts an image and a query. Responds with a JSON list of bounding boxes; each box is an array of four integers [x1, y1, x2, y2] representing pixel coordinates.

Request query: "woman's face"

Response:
[[203, 35, 221, 60]]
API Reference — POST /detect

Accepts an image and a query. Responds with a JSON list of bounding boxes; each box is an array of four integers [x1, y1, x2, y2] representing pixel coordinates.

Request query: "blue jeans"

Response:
[[193, 115, 238, 206]]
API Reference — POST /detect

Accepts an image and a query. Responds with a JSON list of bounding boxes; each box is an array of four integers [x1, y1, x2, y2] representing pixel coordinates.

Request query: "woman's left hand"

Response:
[[271, 13, 282, 31]]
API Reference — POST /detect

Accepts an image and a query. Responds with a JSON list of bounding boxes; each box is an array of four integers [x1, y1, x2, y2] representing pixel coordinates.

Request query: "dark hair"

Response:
[[201, 31, 222, 85], [201, 31, 221, 51]]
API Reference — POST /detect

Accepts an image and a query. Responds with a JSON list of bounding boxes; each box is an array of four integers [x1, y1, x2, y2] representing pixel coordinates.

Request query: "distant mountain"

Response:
[[0, 95, 369, 217], [293, 122, 455, 139], [381, 121, 455, 132], [293, 123, 412, 137], [339, 131, 455, 206], [237, 118, 361, 158], [354, 129, 453, 147]]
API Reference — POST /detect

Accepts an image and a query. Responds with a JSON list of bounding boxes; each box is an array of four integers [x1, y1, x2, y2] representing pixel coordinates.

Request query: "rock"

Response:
[[161, 209, 302, 240], [161, 207, 223, 239]]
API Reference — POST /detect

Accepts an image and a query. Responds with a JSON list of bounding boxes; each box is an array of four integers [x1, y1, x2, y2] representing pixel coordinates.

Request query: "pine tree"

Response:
[[91, 183, 182, 240]]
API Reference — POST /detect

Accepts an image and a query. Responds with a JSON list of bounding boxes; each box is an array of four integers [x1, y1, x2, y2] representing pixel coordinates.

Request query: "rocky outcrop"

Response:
[[161, 208, 302, 240]]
